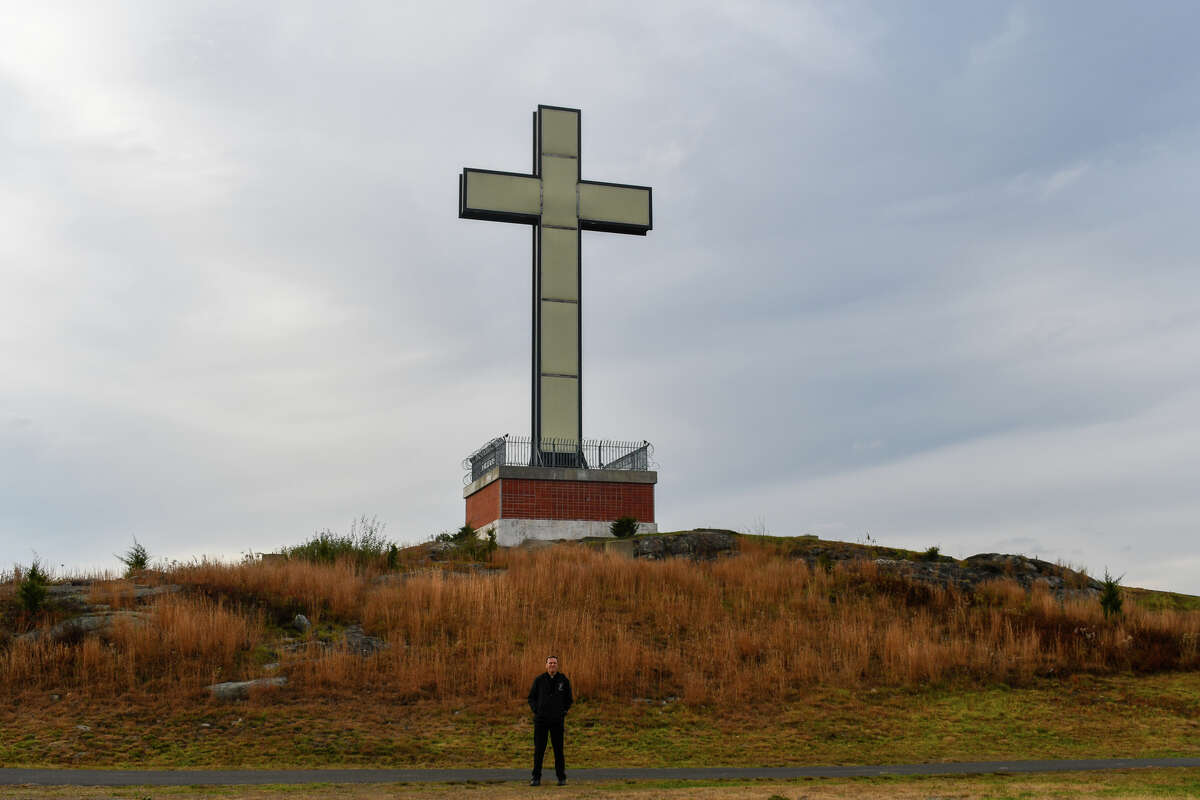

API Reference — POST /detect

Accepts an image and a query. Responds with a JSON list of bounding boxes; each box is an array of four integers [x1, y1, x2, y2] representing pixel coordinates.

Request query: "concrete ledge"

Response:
[[464, 465, 657, 498], [477, 518, 658, 547]]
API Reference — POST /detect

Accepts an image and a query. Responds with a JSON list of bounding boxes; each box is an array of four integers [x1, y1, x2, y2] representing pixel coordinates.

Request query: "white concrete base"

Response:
[[477, 518, 658, 547]]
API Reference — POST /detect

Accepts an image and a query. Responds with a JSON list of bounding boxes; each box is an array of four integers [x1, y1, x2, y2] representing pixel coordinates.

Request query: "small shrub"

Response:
[[610, 516, 639, 539], [1100, 570, 1124, 619], [17, 560, 49, 613], [51, 620, 88, 647], [116, 537, 150, 574], [477, 528, 498, 561], [436, 524, 478, 545], [284, 516, 396, 570], [434, 525, 497, 561], [919, 545, 941, 562]]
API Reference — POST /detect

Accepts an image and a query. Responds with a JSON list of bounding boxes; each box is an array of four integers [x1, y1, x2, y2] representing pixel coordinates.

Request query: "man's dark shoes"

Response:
[[529, 778, 540, 786], [557, 778, 567, 786]]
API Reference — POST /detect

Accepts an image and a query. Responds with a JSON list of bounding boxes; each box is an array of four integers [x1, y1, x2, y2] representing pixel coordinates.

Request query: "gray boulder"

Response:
[[426, 541, 459, 561], [207, 677, 287, 701], [343, 624, 387, 656]]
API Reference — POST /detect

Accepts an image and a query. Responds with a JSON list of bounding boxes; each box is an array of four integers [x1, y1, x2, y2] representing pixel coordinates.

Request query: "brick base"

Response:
[[465, 479, 502, 531], [464, 465, 657, 541]]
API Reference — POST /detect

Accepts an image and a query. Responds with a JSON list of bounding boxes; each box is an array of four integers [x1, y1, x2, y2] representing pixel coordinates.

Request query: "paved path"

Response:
[[3, 759, 1199, 786]]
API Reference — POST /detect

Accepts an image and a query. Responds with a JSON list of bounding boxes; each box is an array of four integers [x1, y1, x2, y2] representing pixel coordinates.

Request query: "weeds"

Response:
[[1056, 559, 1092, 590], [283, 516, 397, 571]]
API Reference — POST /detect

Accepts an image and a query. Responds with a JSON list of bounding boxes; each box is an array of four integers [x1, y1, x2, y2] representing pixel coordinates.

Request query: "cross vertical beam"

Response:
[[535, 106, 581, 462], [459, 105, 652, 465]]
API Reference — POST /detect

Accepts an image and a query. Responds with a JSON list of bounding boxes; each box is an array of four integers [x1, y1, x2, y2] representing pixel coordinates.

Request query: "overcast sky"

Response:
[[3, 2, 1199, 593]]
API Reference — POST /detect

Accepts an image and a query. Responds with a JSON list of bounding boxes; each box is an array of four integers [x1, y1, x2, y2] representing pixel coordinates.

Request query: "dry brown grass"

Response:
[[86, 579, 137, 610], [171, 557, 367, 625], [1, 543, 1197, 704], [1, 593, 261, 695]]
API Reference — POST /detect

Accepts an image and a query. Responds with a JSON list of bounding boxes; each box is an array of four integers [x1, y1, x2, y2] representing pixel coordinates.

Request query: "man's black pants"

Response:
[[532, 717, 565, 781]]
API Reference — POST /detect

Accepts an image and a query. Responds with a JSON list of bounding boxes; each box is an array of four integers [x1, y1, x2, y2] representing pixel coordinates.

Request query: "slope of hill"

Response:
[[1, 532, 1197, 769]]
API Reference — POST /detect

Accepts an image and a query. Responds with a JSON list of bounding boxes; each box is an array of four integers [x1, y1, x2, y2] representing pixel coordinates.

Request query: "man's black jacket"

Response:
[[528, 672, 573, 722]]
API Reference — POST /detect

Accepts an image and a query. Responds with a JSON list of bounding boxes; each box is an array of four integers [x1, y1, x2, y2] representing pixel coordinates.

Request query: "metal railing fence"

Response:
[[463, 435, 654, 484]]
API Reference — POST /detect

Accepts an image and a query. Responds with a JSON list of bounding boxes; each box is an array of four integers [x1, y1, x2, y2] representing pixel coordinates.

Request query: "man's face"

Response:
[[546, 657, 559, 676]]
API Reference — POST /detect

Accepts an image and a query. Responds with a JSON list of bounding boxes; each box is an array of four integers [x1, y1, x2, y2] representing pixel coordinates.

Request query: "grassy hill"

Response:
[[1, 532, 1197, 771]]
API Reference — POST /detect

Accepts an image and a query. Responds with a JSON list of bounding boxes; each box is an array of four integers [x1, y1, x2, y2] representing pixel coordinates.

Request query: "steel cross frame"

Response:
[[458, 105, 653, 464]]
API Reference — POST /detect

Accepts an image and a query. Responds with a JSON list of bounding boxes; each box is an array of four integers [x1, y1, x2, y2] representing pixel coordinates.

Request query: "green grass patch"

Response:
[[3, 673, 1197, 770], [1129, 587, 1200, 612]]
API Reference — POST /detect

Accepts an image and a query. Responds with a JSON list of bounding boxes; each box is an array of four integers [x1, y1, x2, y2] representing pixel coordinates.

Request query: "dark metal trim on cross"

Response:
[[458, 104, 653, 465]]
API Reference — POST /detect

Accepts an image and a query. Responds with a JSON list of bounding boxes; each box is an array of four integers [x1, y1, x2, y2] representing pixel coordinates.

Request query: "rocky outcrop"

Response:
[[18, 610, 151, 643], [965, 553, 1102, 595], [278, 623, 390, 658], [871, 554, 1102, 599], [16, 582, 182, 643], [599, 532, 1100, 599], [774, 538, 1104, 600], [45, 583, 181, 603], [632, 530, 737, 561]]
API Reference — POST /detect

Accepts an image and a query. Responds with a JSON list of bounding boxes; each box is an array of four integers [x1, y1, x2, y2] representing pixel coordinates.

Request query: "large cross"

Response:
[[459, 104, 652, 464]]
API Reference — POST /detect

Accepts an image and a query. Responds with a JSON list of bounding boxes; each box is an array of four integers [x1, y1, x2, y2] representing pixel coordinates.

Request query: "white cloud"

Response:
[[1007, 162, 1092, 200], [680, 388, 1200, 591], [968, 5, 1030, 69]]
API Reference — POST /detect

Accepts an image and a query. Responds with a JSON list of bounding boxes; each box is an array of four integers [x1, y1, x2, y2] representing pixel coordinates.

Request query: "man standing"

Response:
[[527, 655, 572, 786]]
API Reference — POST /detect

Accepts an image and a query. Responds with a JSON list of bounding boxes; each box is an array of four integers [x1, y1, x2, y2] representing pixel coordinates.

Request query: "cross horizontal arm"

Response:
[[579, 180, 652, 235], [459, 169, 541, 225]]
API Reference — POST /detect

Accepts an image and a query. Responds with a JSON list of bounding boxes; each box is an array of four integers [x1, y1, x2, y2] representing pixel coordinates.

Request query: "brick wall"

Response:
[[465, 479, 501, 529], [499, 478, 654, 523]]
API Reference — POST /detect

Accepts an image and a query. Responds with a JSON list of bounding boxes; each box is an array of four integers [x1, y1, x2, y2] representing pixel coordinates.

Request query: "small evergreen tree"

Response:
[[18, 560, 49, 613], [610, 516, 639, 539], [116, 537, 150, 575], [1100, 570, 1124, 619]]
